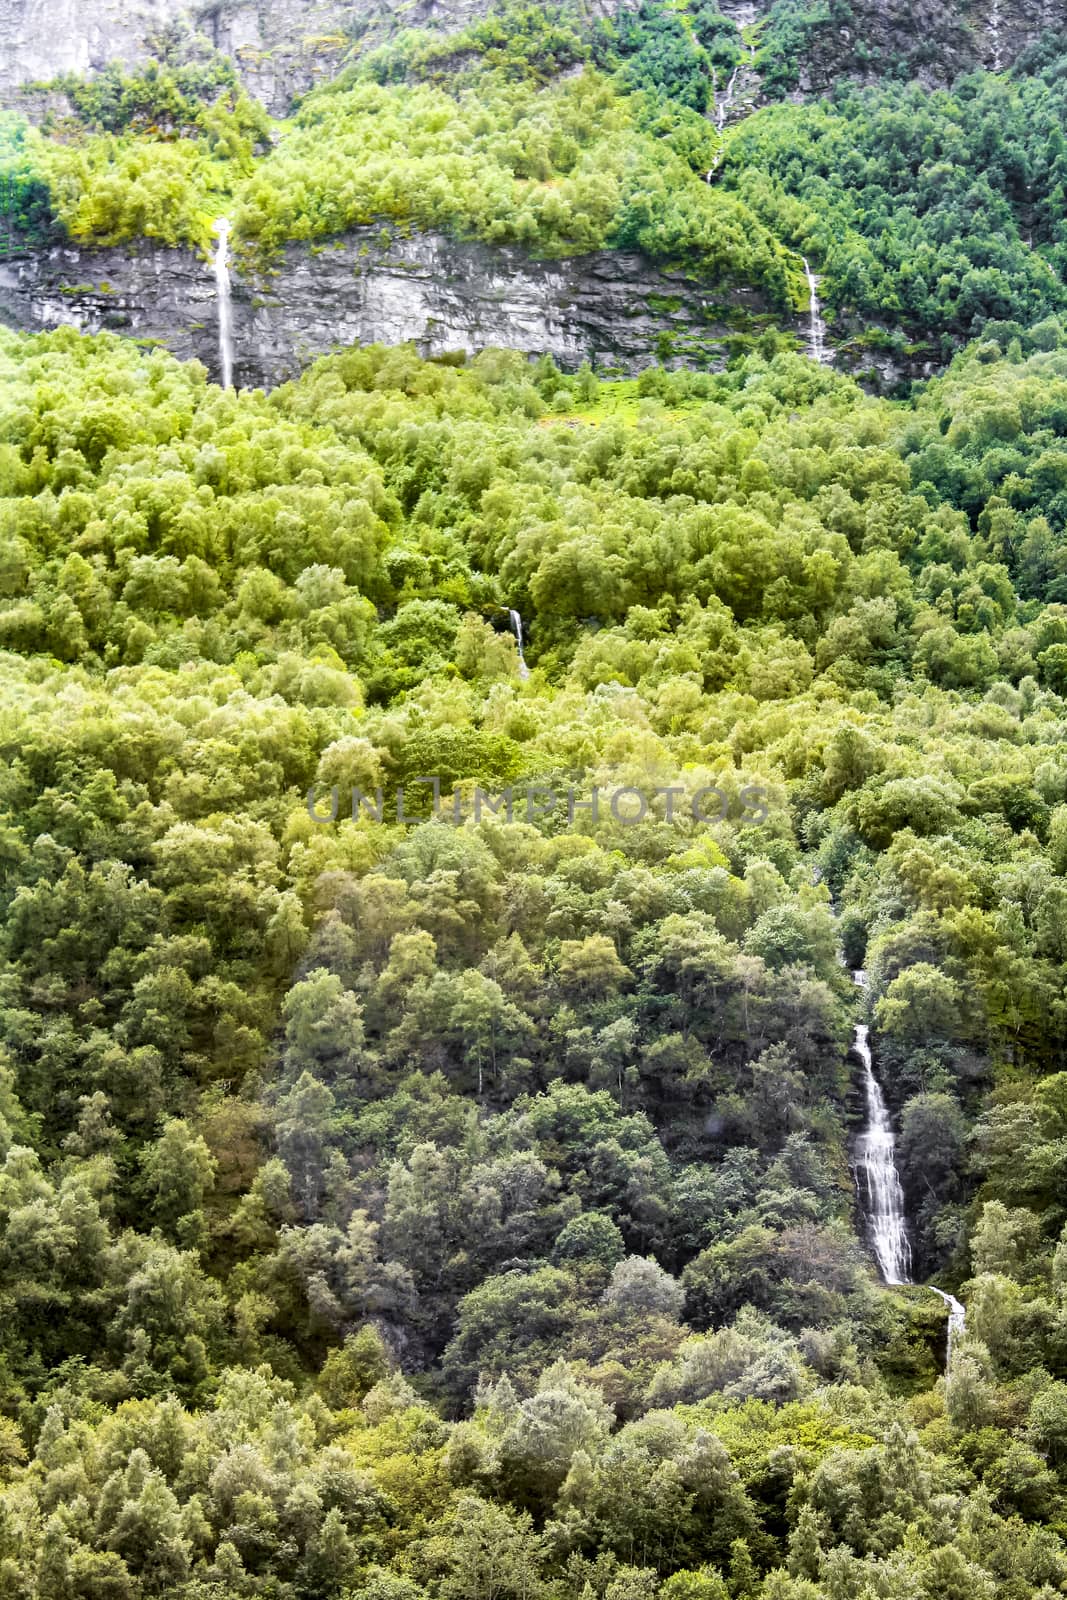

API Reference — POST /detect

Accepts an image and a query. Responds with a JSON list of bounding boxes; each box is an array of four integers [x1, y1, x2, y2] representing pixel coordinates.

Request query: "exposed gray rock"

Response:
[[0, 0, 185, 94], [237, 230, 777, 387], [833, 345, 941, 395], [789, 0, 1063, 94], [0, 239, 220, 369], [0, 226, 783, 387], [0, 0, 368, 114], [197, 0, 371, 115], [0, 0, 638, 113]]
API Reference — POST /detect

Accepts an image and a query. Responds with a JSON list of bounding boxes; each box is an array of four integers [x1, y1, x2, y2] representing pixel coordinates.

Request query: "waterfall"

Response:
[[990, 0, 1003, 70], [853, 1019, 913, 1285], [802, 257, 827, 364], [851, 969, 965, 1367], [715, 64, 741, 132], [707, 9, 760, 178], [212, 217, 235, 390], [930, 1287, 967, 1363], [509, 609, 530, 679]]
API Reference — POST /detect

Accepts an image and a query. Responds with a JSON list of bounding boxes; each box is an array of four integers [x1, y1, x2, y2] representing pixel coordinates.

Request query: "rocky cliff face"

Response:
[[0, 0, 630, 113], [0, 0, 181, 97], [787, 0, 1061, 94], [1, 0, 1059, 114], [0, 227, 779, 387], [0, 239, 219, 369], [0, 0, 367, 114]]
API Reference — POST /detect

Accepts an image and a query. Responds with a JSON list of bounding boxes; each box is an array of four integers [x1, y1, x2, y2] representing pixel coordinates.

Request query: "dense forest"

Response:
[[3, 0, 1067, 1597]]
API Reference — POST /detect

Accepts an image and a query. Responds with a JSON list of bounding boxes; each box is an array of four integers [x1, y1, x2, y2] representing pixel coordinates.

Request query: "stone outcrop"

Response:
[[0, 0, 636, 114], [0, 0, 1058, 116], [789, 0, 1058, 95], [0, 0, 396, 115], [0, 227, 782, 388], [831, 336, 942, 395], [0, 239, 220, 369]]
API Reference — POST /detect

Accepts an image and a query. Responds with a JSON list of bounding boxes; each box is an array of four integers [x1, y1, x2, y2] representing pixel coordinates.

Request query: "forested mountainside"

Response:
[[3, 1, 1067, 1598], [0, 0, 1053, 108], [5, 1, 1067, 382]]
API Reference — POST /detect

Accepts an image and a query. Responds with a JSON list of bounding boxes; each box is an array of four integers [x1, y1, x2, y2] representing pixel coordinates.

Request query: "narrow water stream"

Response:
[[802, 257, 827, 364], [509, 608, 530, 679], [715, 64, 741, 132], [706, 7, 760, 176], [853, 1017, 912, 1284], [990, 0, 1003, 70], [212, 217, 235, 390], [930, 1287, 967, 1363], [851, 970, 965, 1364]]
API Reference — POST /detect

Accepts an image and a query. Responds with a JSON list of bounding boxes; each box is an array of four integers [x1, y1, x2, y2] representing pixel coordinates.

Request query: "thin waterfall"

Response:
[[509, 609, 530, 679], [715, 64, 741, 131], [990, 0, 1003, 69], [851, 969, 965, 1366], [853, 1018, 913, 1284], [930, 1287, 967, 1363], [213, 217, 235, 390], [706, 9, 760, 179], [802, 257, 827, 364]]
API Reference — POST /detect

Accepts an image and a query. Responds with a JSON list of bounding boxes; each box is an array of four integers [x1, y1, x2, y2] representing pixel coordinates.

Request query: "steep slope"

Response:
[[2, 0, 1057, 109], [0, 225, 786, 384], [3, 309, 1067, 1598], [5, 2, 1067, 1594], [4, 1, 1067, 380], [760, 0, 1059, 95], [0, 0, 628, 111], [1, 0, 354, 113]]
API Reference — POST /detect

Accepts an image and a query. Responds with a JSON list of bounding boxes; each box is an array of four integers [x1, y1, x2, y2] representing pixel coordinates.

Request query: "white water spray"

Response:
[[802, 257, 827, 364], [853, 1020, 913, 1284], [713, 15, 757, 132], [212, 217, 235, 390], [706, 10, 760, 180], [715, 64, 741, 132], [509, 609, 530, 679], [851, 970, 965, 1366], [930, 1287, 967, 1363], [990, 0, 1003, 70]]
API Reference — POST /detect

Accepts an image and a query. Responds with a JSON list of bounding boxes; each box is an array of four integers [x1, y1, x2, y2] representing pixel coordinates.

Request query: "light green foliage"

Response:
[[230, 68, 791, 303], [16, 6, 1067, 373], [4, 205, 1067, 1593], [15, 62, 270, 249]]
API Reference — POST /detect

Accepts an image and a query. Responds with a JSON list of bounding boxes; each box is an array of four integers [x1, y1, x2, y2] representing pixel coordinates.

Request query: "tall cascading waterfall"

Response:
[[508, 609, 530, 679], [853, 1014, 913, 1284], [851, 970, 966, 1363], [802, 257, 827, 364], [212, 217, 235, 390], [706, 9, 760, 179]]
